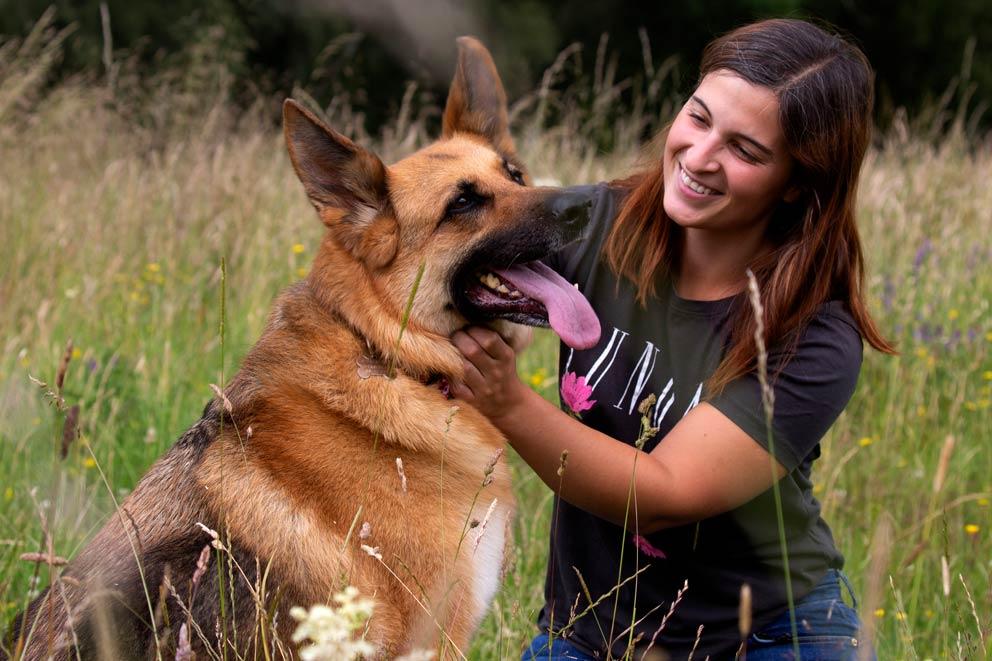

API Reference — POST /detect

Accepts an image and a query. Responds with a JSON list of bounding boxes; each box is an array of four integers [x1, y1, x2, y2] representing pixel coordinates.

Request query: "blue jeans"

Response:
[[521, 570, 874, 660], [521, 633, 594, 660], [744, 569, 874, 661]]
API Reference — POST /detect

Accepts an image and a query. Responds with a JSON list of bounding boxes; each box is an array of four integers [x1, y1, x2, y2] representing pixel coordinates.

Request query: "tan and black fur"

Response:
[[7, 37, 598, 660]]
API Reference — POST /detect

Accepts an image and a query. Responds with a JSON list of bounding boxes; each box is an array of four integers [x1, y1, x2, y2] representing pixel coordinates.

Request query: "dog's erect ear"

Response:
[[283, 99, 397, 269], [442, 36, 515, 157]]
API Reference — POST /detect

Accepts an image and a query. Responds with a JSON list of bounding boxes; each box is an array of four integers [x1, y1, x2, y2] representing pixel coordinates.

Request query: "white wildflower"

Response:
[[290, 587, 377, 661], [396, 650, 437, 660], [361, 545, 382, 561]]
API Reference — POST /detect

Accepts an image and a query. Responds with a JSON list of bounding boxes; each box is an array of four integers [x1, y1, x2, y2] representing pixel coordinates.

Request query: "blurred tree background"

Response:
[[1, 0, 990, 134]]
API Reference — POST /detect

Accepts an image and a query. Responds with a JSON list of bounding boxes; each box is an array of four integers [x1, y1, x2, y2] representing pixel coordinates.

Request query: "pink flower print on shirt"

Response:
[[632, 534, 667, 559], [560, 371, 596, 416]]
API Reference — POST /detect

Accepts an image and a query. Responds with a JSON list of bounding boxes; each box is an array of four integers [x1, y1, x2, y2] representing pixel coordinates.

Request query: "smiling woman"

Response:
[[450, 17, 896, 660], [663, 72, 800, 238]]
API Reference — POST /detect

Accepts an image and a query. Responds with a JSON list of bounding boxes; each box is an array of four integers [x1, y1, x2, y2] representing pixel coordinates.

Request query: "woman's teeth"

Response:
[[679, 166, 719, 195]]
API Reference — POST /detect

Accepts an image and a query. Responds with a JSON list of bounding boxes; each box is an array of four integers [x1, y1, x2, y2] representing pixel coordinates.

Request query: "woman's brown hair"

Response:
[[604, 18, 896, 394]]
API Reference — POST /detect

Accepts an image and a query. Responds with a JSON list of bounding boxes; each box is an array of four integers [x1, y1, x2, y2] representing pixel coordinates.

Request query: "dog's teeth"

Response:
[[509, 290, 523, 299], [573, 283, 579, 289], [496, 284, 510, 294]]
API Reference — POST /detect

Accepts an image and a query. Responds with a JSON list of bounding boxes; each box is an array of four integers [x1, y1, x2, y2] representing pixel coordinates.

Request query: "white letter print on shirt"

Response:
[[614, 341, 660, 414], [563, 327, 628, 390], [563, 327, 705, 430]]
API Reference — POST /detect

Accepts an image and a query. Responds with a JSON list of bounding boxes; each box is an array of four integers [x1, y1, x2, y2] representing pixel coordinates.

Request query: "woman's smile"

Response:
[[676, 163, 723, 197]]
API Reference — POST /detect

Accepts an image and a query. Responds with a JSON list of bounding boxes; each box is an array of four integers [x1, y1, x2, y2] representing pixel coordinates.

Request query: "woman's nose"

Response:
[[682, 135, 720, 173]]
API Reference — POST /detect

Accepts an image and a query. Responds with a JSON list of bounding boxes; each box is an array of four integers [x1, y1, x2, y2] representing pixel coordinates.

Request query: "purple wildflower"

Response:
[[913, 238, 932, 273], [882, 276, 895, 311], [632, 534, 666, 559]]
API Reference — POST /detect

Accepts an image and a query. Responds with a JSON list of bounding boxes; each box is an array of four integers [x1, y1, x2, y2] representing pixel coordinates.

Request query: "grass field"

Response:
[[1, 15, 990, 660]]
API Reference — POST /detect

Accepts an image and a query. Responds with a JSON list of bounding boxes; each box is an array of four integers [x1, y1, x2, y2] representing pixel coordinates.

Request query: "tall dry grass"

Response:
[[1, 11, 990, 660]]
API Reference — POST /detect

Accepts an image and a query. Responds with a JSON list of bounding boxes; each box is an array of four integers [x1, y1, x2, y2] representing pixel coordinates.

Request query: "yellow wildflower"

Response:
[[927, 355, 936, 369], [813, 483, 824, 495], [858, 436, 873, 447], [874, 608, 885, 617], [978, 498, 990, 507], [529, 368, 547, 387], [292, 243, 306, 254], [948, 309, 959, 320], [71, 347, 82, 360], [965, 401, 978, 412], [914, 347, 928, 359], [82, 457, 96, 469], [986, 331, 992, 342], [3, 487, 12, 502], [916, 405, 926, 418], [895, 612, 906, 621], [296, 267, 308, 278], [983, 371, 992, 381], [146, 262, 161, 273], [964, 524, 980, 535], [925, 609, 934, 619]]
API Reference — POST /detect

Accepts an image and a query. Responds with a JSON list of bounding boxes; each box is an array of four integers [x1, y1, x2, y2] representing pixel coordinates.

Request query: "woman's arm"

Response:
[[450, 326, 786, 534]]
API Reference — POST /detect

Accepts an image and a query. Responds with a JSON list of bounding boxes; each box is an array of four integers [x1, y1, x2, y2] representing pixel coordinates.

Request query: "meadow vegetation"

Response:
[[1, 12, 990, 660]]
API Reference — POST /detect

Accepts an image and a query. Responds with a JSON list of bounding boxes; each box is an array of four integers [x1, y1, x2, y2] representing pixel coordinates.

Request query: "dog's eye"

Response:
[[445, 188, 485, 218], [448, 194, 476, 214], [503, 159, 526, 186]]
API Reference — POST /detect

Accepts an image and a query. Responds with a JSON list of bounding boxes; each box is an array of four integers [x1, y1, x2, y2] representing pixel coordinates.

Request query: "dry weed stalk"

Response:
[[738, 583, 752, 647], [859, 515, 894, 661], [686, 624, 705, 661], [957, 573, 986, 653], [639, 579, 689, 661], [395, 457, 408, 493]]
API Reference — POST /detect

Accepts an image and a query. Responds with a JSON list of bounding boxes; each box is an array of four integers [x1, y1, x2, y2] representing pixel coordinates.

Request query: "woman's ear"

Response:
[[782, 184, 803, 204]]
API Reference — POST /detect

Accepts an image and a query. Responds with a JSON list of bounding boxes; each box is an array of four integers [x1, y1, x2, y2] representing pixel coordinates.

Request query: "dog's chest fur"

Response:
[[193, 284, 516, 652]]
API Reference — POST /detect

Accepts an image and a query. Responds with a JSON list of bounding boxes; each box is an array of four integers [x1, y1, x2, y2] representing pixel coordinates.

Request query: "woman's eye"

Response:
[[689, 112, 708, 126], [734, 144, 758, 163]]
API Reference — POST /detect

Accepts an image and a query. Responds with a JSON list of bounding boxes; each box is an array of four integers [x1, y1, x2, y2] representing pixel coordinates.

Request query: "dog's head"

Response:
[[284, 37, 600, 370]]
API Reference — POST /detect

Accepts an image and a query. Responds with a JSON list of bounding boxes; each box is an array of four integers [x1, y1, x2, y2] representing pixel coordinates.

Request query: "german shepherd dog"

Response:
[[7, 37, 600, 660]]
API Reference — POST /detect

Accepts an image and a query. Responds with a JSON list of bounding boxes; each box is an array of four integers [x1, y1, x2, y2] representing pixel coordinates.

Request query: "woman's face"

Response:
[[663, 70, 798, 235]]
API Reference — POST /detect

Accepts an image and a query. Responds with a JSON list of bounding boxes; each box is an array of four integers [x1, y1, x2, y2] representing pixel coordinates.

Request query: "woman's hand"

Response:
[[449, 326, 530, 424]]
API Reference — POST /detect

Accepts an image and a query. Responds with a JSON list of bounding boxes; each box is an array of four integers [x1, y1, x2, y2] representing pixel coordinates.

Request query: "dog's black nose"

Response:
[[550, 186, 595, 225], [546, 184, 600, 242]]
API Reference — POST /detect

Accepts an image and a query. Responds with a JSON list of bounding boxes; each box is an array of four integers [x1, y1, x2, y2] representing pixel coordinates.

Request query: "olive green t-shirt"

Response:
[[537, 184, 863, 659]]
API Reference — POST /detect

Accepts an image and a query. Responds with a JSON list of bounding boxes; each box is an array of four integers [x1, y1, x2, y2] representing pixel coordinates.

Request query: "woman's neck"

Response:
[[676, 225, 770, 301]]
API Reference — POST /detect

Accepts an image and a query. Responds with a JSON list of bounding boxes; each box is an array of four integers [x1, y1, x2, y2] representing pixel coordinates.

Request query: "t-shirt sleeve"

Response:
[[708, 304, 864, 472]]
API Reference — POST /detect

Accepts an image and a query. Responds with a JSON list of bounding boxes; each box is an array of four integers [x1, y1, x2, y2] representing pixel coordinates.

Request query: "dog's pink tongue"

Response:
[[495, 262, 601, 349]]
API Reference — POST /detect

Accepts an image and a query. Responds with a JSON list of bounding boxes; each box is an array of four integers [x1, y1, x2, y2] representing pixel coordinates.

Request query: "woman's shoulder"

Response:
[[780, 300, 864, 372], [807, 301, 863, 344]]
